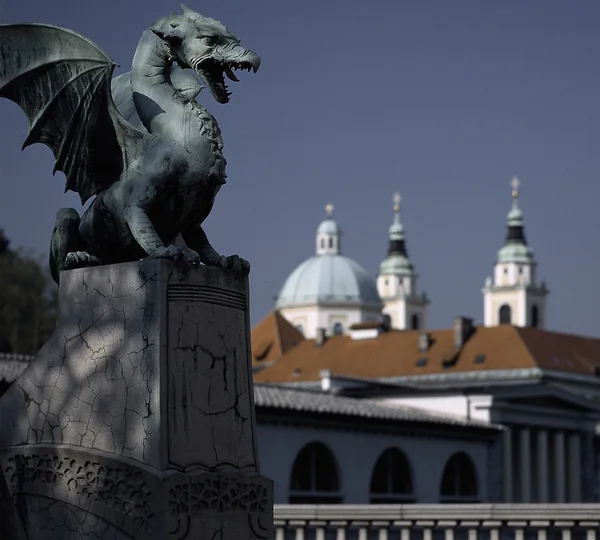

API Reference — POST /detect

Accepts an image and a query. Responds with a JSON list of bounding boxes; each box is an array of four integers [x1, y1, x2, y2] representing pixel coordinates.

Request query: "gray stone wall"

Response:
[[0, 260, 273, 539]]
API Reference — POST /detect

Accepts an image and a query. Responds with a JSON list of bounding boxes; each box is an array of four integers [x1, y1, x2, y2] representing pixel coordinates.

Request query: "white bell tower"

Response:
[[482, 177, 549, 328], [315, 204, 341, 255], [377, 193, 429, 330]]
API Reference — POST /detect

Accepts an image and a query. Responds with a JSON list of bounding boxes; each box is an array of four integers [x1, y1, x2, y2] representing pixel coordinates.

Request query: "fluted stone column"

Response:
[[567, 432, 581, 502], [503, 427, 513, 502], [519, 427, 531, 503], [553, 430, 566, 502], [537, 429, 549, 503]]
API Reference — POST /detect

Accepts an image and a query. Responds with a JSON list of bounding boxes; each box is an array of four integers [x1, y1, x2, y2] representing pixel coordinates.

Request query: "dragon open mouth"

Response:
[[193, 58, 257, 104]]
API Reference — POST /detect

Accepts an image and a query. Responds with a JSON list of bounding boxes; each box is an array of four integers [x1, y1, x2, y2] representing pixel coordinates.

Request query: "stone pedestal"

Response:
[[0, 259, 273, 540]]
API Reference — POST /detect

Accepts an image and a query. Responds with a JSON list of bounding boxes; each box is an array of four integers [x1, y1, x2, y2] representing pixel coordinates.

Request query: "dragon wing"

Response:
[[0, 23, 147, 204]]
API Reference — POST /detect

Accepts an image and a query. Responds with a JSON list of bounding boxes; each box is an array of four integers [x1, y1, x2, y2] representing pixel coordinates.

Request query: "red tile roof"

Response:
[[252, 315, 600, 383], [251, 311, 305, 367]]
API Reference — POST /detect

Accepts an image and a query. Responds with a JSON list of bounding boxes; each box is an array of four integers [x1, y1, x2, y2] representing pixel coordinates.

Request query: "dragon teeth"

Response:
[[224, 67, 240, 82]]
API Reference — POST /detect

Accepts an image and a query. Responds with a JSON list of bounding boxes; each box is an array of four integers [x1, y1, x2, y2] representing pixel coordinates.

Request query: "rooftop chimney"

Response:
[[454, 316, 474, 349], [418, 332, 430, 352], [349, 321, 387, 341], [320, 369, 332, 391], [315, 327, 327, 347]]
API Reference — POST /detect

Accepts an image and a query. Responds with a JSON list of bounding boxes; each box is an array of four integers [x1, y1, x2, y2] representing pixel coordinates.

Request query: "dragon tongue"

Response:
[[224, 67, 240, 82]]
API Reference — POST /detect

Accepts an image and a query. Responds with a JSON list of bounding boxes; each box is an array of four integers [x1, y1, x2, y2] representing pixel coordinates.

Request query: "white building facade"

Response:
[[254, 372, 600, 505], [254, 384, 500, 504]]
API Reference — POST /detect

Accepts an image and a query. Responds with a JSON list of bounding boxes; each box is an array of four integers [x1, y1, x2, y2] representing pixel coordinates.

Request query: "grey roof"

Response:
[[320, 371, 420, 390], [0, 353, 31, 383], [254, 383, 500, 430]]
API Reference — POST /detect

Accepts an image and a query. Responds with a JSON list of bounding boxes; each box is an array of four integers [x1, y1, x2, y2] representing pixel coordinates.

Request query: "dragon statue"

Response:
[[0, 4, 261, 283]]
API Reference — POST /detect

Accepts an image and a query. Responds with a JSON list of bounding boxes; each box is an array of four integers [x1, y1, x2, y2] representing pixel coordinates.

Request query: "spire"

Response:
[[377, 193, 428, 329], [316, 203, 342, 255], [495, 176, 534, 265], [505, 176, 527, 245], [387, 192, 408, 256], [379, 192, 414, 276]]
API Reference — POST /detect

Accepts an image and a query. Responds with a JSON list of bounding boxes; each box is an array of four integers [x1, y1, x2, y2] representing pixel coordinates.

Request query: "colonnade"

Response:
[[503, 426, 582, 502]]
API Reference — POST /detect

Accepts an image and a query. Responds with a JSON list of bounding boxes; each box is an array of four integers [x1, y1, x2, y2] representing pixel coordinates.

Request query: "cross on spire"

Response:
[[393, 192, 401, 212], [511, 176, 520, 199], [325, 203, 334, 217]]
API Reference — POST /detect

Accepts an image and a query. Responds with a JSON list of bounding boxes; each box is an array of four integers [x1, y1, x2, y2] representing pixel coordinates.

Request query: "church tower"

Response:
[[377, 193, 429, 330], [482, 177, 549, 328]]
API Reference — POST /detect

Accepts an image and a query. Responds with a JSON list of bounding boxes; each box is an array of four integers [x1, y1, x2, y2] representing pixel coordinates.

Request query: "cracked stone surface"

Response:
[[0, 260, 273, 539]]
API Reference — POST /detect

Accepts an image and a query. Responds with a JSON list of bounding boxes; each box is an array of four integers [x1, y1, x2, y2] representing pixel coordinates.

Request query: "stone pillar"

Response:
[[519, 427, 531, 502], [567, 432, 581, 502], [581, 433, 597, 502], [0, 260, 273, 540], [502, 427, 513, 502], [537, 429, 549, 503], [553, 430, 566, 503]]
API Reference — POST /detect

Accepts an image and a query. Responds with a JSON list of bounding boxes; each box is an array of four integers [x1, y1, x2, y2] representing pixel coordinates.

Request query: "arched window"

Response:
[[531, 305, 539, 328], [370, 448, 415, 503], [328, 237, 333, 248], [332, 322, 344, 335], [289, 442, 342, 503], [382, 314, 392, 329], [499, 304, 512, 325], [440, 452, 478, 503], [411, 314, 420, 330]]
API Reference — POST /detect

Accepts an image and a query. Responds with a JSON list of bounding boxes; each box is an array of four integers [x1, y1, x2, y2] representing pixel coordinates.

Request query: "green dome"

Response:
[[497, 242, 534, 264], [388, 220, 404, 240], [379, 254, 414, 275], [507, 206, 523, 225]]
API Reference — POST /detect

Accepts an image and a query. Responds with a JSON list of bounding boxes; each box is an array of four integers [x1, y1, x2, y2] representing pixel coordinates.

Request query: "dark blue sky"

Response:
[[1, 0, 599, 337]]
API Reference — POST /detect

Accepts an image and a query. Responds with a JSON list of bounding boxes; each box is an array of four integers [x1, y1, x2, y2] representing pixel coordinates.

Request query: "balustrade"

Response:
[[274, 505, 600, 540]]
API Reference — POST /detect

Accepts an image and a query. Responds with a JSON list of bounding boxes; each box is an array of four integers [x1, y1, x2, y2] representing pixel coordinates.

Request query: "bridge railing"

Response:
[[273, 504, 600, 540]]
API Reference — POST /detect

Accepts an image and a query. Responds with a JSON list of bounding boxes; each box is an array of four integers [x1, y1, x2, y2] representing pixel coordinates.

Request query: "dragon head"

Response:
[[151, 4, 261, 104]]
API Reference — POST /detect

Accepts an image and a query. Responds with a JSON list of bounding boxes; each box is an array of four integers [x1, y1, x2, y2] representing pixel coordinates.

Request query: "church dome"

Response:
[[275, 254, 382, 308], [276, 204, 381, 310]]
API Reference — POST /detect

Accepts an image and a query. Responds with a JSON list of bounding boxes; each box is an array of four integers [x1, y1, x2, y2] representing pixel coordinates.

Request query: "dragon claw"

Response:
[[220, 254, 250, 276], [63, 251, 102, 270], [153, 245, 201, 265]]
